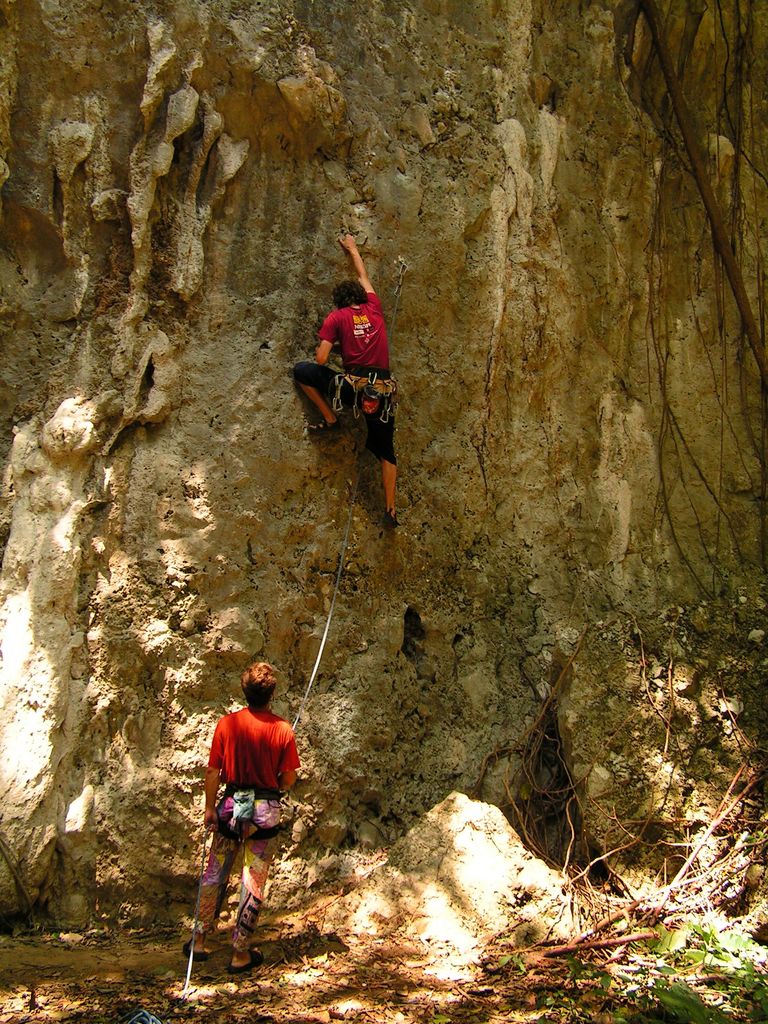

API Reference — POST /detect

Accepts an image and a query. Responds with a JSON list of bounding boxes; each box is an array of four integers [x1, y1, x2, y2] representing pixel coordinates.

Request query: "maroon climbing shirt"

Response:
[[318, 291, 390, 370]]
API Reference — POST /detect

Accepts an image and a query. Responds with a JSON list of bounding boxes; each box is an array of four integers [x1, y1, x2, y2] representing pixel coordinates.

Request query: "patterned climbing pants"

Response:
[[196, 798, 281, 952]]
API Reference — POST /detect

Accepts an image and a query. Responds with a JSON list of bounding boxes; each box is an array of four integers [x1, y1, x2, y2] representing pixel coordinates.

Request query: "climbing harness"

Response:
[[331, 367, 398, 423], [181, 832, 210, 998], [216, 786, 284, 841]]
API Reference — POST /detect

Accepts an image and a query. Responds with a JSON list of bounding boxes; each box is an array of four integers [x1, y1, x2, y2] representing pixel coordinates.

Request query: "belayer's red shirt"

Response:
[[208, 708, 300, 789]]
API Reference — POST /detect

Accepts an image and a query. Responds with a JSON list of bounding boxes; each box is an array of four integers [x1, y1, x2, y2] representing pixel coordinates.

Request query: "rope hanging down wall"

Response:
[[291, 473, 358, 732]]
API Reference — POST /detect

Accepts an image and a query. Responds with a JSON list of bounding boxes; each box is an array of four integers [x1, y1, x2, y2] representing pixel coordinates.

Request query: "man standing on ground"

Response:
[[293, 234, 399, 528], [184, 661, 299, 974]]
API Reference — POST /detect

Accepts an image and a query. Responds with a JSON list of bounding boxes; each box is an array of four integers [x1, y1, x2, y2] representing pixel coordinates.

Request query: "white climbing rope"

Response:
[[181, 831, 210, 998], [181, 253, 407, 998], [292, 472, 359, 732]]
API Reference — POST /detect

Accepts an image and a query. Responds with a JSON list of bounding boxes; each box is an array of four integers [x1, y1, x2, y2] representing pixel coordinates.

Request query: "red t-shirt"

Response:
[[208, 708, 300, 789], [318, 291, 389, 370]]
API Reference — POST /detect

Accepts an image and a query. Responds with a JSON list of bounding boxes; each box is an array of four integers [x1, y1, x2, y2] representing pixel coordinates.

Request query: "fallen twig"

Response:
[[541, 930, 658, 958], [574, 900, 643, 944]]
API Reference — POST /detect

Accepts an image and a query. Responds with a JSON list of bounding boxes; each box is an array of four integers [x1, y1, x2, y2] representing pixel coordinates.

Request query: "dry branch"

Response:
[[541, 930, 658, 958], [648, 767, 762, 920]]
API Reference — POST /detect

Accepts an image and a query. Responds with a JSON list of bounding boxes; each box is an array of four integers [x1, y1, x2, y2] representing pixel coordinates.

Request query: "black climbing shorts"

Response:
[[293, 361, 396, 465]]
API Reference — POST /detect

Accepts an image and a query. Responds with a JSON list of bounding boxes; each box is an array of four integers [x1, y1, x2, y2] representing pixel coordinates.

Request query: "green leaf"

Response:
[[651, 922, 691, 953], [683, 949, 707, 964], [498, 952, 525, 973], [655, 981, 732, 1024]]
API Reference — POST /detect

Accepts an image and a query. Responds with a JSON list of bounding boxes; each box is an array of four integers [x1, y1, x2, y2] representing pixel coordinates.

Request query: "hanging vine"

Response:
[[623, 0, 768, 591]]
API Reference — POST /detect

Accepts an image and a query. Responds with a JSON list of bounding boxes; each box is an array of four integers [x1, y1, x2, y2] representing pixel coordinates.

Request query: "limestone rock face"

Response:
[[0, 0, 766, 925]]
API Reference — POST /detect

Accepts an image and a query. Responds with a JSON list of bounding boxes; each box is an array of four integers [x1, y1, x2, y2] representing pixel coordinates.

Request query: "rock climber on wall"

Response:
[[293, 234, 399, 528]]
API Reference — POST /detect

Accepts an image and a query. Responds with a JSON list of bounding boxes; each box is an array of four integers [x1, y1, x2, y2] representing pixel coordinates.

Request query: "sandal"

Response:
[[308, 419, 340, 433], [182, 938, 209, 962], [227, 949, 264, 974]]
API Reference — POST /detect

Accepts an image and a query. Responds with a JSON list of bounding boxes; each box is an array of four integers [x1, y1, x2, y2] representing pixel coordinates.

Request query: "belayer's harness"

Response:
[[331, 364, 398, 422], [216, 784, 283, 842]]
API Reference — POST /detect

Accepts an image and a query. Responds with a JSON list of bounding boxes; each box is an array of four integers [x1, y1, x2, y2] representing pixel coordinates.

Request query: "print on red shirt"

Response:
[[352, 311, 373, 343]]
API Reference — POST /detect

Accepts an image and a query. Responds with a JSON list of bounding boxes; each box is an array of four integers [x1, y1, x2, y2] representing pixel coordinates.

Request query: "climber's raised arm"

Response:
[[339, 234, 373, 294]]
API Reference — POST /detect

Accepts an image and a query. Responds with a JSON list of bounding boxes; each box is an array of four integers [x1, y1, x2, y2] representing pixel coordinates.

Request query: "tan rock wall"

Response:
[[0, 0, 765, 923]]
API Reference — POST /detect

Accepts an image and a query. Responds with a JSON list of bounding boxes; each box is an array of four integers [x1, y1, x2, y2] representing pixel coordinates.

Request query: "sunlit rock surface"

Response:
[[324, 792, 574, 959]]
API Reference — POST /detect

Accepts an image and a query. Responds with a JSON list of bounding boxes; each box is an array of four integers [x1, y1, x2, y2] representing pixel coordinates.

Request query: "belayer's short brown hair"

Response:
[[333, 279, 368, 308], [241, 661, 277, 707]]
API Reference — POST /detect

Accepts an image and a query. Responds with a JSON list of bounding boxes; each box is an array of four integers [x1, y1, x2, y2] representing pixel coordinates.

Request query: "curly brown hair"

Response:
[[332, 279, 368, 308], [240, 661, 277, 708]]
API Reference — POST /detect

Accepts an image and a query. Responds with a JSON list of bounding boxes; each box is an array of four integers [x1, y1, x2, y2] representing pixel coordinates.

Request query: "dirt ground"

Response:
[[0, 910, 579, 1024], [4, 910, 767, 1024]]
